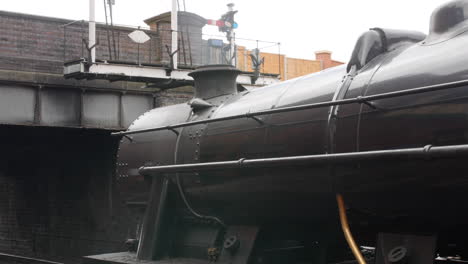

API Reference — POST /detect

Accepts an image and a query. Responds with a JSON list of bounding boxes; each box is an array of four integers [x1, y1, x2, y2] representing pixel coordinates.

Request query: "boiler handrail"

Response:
[[112, 78, 468, 137]]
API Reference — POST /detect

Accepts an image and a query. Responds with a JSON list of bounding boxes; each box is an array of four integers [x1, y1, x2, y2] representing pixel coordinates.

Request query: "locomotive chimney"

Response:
[[188, 64, 241, 99]]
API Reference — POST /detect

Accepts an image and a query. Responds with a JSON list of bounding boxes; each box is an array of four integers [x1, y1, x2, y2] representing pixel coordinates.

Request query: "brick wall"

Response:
[[0, 13, 64, 74], [0, 126, 136, 263], [237, 47, 344, 80], [285, 57, 322, 80], [146, 12, 206, 66], [237, 47, 284, 77], [0, 11, 166, 74], [0, 10, 210, 73]]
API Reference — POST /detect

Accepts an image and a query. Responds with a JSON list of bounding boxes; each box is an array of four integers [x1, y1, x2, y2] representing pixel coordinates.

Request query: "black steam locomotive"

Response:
[[87, 1, 468, 264]]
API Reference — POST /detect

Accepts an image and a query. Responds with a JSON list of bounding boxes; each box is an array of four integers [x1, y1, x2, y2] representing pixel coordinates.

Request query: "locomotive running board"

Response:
[[0, 252, 63, 264], [139, 143, 468, 175]]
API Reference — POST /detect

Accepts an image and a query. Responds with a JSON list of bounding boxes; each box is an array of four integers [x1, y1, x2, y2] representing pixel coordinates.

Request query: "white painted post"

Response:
[[284, 56, 288, 80], [171, 0, 178, 69], [228, 3, 236, 67], [89, 0, 96, 63], [231, 32, 236, 67]]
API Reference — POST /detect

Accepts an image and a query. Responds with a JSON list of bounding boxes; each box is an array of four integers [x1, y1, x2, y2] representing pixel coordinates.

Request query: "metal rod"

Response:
[[186, 26, 193, 66], [117, 31, 120, 59], [81, 20, 85, 58], [278, 42, 281, 77], [63, 26, 66, 61], [162, 29, 278, 44], [228, 3, 236, 67], [137, 43, 140, 65], [112, 78, 468, 137], [180, 26, 187, 66], [149, 33, 153, 63], [59, 20, 86, 62], [60, 19, 85, 28], [108, 0, 118, 60], [336, 194, 367, 264], [103, 0, 113, 60], [139, 144, 468, 175], [231, 31, 237, 66]]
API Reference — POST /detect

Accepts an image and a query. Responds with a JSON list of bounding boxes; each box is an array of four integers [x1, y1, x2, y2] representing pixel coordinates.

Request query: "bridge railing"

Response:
[[61, 21, 282, 78]]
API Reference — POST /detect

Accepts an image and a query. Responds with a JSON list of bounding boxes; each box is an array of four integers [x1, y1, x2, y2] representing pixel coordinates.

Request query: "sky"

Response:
[[1, 0, 450, 62]]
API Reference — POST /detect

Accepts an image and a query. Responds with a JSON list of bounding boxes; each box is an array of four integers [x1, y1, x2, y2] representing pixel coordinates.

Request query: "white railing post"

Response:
[[89, 0, 96, 63], [171, 0, 178, 69]]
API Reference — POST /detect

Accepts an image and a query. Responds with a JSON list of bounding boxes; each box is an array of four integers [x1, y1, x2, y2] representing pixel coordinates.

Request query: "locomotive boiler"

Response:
[[87, 1, 468, 264]]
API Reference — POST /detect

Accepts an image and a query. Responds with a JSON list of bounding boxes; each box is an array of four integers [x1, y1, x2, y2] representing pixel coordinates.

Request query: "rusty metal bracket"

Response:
[[249, 48, 265, 85], [165, 45, 179, 76], [82, 38, 100, 64]]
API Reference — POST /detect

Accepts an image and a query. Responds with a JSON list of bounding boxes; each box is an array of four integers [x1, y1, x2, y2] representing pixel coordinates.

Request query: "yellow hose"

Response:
[[336, 194, 367, 264]]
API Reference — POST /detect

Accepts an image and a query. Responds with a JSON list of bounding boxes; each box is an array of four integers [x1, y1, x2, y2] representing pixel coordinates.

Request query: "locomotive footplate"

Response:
[[83, 225, 258, 264], [82, 252, 207, 264]]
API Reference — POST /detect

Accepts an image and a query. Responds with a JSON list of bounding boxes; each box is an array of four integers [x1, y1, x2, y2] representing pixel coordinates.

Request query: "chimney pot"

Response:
[[315, 50, 332, 61]]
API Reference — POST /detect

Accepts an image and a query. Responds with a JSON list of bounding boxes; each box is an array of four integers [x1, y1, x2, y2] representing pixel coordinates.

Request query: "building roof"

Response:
[[144, 11, 206, 27], [314, 50, 332, 55]]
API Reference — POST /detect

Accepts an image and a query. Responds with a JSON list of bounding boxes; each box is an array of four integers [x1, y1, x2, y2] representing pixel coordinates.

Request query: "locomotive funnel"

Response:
[[188, 64, 241, 99]]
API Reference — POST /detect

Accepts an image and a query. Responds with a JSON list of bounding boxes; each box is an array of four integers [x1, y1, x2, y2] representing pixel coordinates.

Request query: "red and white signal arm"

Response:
[[206, 19, 225, 27]]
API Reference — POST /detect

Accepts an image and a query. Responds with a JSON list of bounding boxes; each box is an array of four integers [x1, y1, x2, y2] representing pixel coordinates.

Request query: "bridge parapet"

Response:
[[0, 11, 194, 130]]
